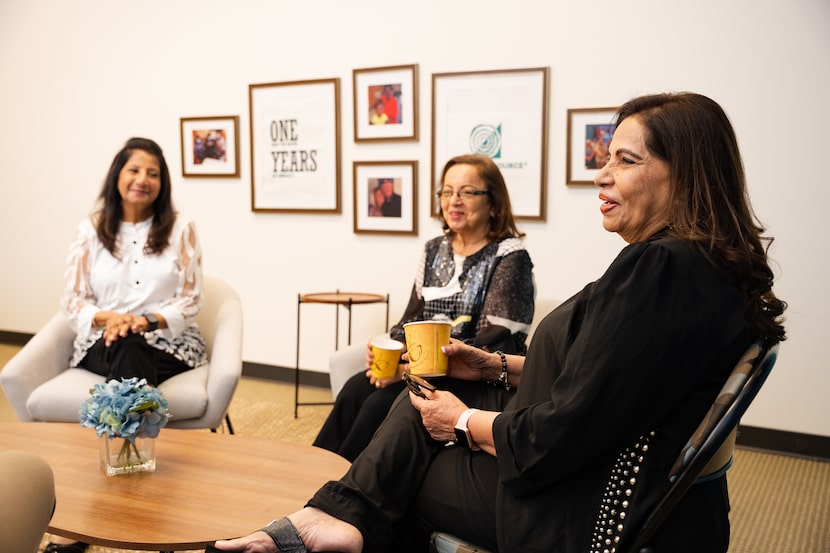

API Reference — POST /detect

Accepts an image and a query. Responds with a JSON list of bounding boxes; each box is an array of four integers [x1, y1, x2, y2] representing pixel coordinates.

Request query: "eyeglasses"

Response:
[[436, 188, 489, 200]]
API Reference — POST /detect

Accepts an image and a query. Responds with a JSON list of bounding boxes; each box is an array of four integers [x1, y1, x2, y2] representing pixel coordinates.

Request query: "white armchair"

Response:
[[0, 275, 243, 432], [328, 338, 376, 399]]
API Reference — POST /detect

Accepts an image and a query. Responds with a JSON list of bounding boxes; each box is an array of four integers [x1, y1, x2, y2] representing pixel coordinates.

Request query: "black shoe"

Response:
[[44, 542, 89, 553]]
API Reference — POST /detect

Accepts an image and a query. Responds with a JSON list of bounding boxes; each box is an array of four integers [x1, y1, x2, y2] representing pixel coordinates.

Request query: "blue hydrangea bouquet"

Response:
[[80, 377, 170, 475]]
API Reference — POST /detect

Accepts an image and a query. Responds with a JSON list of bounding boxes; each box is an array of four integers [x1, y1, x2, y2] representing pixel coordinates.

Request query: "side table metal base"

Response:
[[294, 291, 389, 417]]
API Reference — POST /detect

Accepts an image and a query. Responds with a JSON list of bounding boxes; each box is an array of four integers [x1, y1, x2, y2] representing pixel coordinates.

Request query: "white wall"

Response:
[[0, 0, 827, 437]]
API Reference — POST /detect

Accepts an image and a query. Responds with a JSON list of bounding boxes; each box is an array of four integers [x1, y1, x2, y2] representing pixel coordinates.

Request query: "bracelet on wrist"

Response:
[[486, 350, 510, 392]]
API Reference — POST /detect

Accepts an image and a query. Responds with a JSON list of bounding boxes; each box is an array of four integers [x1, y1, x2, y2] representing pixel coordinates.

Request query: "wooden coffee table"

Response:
[[0, 422, 350, 550]]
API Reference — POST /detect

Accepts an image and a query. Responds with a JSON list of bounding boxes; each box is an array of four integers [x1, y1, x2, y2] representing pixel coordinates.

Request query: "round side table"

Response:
[[294, 291, 389, 417]]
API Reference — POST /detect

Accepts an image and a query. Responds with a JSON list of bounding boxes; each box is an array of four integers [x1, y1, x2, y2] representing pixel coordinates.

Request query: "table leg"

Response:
[[347, 297, 353, 345], [385, 293, 390, 331], [294, 293, 301, 418]]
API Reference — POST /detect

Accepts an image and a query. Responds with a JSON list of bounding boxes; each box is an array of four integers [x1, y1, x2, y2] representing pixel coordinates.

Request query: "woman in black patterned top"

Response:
[[313, 154, 535, 461]]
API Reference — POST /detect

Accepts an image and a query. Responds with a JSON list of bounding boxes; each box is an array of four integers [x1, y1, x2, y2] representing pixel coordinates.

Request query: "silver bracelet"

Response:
[[495, 350, 510, 392]]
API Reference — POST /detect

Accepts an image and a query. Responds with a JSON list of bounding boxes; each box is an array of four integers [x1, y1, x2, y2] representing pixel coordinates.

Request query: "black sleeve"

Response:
[[493, 238, 750, 496], [470, 249, 535, 354], [389, 284, 423, 343]]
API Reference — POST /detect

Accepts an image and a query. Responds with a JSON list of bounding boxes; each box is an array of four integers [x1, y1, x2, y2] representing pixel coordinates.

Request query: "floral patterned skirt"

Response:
[[70, 324, 208, 369]]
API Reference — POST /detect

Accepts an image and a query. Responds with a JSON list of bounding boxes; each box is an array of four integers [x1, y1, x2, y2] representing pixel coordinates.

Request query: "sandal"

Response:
[[260, 518, 308, 553], [43, 542, 89, 553]]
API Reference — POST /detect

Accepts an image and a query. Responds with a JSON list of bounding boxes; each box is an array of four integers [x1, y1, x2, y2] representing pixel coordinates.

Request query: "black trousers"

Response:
[[306, 383, 731, 553], [79, 332, 191, 386], [313, 373, 407, 462], [308, 378, 511, 553]]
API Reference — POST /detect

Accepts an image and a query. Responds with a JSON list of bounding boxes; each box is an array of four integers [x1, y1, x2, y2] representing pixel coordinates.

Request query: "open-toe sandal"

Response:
[[44, 543, 89, 553], [260, 517, 308, 553]]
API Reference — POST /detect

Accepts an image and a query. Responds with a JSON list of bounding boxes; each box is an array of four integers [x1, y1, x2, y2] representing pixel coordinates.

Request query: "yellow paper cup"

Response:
[[370, 337, 405, 379], [403, 321, 452, 377]]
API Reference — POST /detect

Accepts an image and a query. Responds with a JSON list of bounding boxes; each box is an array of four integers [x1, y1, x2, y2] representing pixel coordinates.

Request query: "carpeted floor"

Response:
[[1, 344, 828, 552]]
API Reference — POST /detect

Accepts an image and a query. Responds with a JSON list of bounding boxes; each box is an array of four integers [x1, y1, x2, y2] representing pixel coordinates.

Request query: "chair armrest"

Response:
[[329, 339, 379, 399], [201, 294, 244, 429], [0, 313, 74, 421]]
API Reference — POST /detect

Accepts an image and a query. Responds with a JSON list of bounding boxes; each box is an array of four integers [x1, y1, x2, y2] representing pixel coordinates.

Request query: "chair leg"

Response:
[[209, 414, 235, 435]]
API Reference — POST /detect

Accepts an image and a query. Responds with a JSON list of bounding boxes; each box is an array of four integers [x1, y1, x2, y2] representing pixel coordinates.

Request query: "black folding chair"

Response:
[[431, 341, 779, 553], [620, 340, 779, 553]]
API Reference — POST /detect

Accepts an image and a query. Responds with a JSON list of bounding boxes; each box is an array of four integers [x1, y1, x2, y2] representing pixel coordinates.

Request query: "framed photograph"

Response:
[[180, 116, 240, 178], [432, 67, 549, 221], [566, 107, 618, 185], [353, 64, 418, 142], [249, 78, 341, 213], [353, 160, 418, 235]]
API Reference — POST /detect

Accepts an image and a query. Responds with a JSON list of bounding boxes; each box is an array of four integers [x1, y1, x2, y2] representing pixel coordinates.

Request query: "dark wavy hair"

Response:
[[93, 137, 176, 257], [438, 154, 524, 241], [615, 92, 786, 344]]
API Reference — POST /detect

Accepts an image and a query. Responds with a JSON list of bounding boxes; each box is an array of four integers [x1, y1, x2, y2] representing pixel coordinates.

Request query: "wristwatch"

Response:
[[142, 312, 159, 332], [454, 408, 480, 451]]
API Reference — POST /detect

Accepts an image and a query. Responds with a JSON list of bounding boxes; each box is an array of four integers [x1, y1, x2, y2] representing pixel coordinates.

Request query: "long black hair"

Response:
[[94, 137, 176, 257], [616, 93, 786, 344]]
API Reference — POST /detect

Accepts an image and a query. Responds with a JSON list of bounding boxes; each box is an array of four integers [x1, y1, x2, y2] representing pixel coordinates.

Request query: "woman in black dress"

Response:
[[216, 92, 786, 553]]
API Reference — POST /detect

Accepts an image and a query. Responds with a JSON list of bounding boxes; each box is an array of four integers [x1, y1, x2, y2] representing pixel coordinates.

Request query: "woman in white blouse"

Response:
[[61, 136, 206, 386], [48, 137, 207, 553]]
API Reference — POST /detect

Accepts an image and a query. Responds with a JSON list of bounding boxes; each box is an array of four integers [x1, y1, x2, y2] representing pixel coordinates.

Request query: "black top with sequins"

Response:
[[390, 234, 535, 355]]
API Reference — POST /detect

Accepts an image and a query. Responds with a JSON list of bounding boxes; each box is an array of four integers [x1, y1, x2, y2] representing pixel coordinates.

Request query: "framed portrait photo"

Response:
[[353, 64, 418, 142], [432, 67, 549, 221], [353, 160, 418, 235], [249, 78, 341, 213], [180, 116, 240, 178], [566, 107, 619, 186]]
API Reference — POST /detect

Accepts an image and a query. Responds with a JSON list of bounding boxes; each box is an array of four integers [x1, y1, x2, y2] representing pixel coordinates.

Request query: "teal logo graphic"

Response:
[[469, 124, 501, 159]]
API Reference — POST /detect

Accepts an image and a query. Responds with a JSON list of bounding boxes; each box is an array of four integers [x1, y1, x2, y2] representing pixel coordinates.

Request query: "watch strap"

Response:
[[142, 312, 159, 331], [454, 408, 480, 451]]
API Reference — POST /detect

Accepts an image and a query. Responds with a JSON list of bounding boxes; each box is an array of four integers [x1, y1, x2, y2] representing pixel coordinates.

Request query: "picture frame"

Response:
[[353, 160, 418, 235], [431, 67, 549, 221], [566, 107, 619, 186], [180, 116, 240, 178], [353, 64, 418, 142], [249, 78, 341, 213]]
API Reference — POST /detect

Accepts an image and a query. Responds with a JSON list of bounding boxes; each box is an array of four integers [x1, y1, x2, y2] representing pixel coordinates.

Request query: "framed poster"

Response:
[[249, 78, 341, 213], [353, 64, 418, 142], [431, 67, 549, 221], [566, 107, 619, 185], [180, 116, 239, 178], [353, 160, 418, 235]]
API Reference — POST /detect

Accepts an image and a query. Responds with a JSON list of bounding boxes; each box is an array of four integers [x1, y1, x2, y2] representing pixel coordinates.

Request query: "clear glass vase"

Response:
[[99, 436, 156, 476]]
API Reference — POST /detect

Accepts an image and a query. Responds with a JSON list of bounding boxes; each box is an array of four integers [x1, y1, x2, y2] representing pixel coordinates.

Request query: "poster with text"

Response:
[[249, 78, 341, 213]]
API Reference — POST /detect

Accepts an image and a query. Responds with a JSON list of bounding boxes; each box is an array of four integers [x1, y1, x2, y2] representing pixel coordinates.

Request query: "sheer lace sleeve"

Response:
[[60, 221, 98, 336], [157, 220, 203, 337]]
